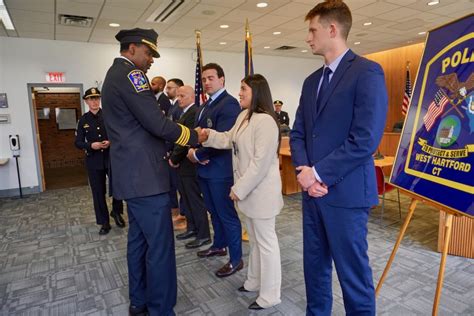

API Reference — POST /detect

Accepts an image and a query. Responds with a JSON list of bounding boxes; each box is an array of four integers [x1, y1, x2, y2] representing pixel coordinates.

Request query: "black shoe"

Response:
[[185, 237, 211, 249], [129, 305, 148, 316], [238, 286, 250, 292], [111, 212, 126, 228], [99, 224, 111, 235], [248, 301, 263, 310], [176, 230, 197, 240]]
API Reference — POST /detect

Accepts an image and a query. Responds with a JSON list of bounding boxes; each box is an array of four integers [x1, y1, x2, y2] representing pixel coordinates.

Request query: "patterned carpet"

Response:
[[0, 186, 473, 315]]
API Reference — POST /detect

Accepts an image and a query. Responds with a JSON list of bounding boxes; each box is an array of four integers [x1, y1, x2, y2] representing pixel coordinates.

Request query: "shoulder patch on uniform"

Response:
[[128, 70, 150, 93]]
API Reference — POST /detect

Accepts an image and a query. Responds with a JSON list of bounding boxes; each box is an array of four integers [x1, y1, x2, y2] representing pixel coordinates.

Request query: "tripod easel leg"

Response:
[[375, 198, 418, 297], [432, 212, 454, 316]]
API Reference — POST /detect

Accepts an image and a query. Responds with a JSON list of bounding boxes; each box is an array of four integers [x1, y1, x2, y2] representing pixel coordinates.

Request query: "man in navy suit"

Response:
[[187, 63, 243, 278], [290, 1, 388, 315]]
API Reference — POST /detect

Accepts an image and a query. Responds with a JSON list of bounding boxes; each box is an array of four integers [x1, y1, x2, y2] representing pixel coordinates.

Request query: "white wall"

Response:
[[0, 36, 323, 194]]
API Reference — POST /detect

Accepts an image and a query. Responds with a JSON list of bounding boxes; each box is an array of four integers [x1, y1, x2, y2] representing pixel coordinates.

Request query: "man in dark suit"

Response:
[[101, 28, 199, 316], [187, 63, 243, 278], [290, 2, 388, 315], [166, 78, 184, 122], [75, 87, 125, 235], [151, 76, 172, 116], [169, 85, 211, 249], [273, 100, 290, 126], [165, 78, 186, 230]]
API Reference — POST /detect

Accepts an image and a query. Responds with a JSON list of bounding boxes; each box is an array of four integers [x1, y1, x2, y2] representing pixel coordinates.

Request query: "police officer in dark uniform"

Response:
[[101, 28, 200, 316], [273, 100, 290, 126], [75, 87, 125, 235]]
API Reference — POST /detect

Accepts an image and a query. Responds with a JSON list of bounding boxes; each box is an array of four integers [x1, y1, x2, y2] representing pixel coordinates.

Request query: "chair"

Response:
[[375, 165, 401, 225]]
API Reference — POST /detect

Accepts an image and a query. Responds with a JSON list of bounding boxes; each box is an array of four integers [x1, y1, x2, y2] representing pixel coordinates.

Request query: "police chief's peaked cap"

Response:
[[83, 87, 101, 99], [115, 28, 160, 58], [273, 100, 283, 106]]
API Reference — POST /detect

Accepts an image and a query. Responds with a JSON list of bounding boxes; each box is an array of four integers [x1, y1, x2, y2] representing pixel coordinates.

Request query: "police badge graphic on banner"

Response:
[[391, 14, 473, 217]]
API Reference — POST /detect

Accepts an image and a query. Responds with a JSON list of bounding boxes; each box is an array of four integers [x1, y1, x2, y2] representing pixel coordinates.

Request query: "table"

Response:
[[279, 151, 395, 195], [279, 148, 301, 195]]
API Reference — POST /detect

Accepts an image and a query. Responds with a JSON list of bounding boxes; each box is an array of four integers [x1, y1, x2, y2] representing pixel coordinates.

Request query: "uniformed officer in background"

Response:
[[101, 28, 201, 316], [75, 87, 125, 235], [273, 100, 290, 126]]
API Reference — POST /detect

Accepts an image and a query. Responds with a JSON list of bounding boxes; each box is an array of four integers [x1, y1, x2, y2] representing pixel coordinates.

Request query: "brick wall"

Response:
[[35, 92, 84, 169]]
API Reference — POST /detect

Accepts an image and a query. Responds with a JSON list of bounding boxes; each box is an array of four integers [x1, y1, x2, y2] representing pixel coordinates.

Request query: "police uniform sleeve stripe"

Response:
[[176, 124, 190, 146], [175, 124, 186, 145]]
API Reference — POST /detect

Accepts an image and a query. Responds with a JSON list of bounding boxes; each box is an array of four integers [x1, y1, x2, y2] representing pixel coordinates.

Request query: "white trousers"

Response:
[[244, 216, 282, 308]]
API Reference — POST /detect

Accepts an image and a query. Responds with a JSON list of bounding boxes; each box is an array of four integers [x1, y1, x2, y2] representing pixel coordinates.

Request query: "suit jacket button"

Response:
[[312, 134, 317, 138]]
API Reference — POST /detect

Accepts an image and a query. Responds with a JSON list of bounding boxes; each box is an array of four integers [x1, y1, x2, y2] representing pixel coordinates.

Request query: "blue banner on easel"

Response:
[[390, 14, 473, 217]]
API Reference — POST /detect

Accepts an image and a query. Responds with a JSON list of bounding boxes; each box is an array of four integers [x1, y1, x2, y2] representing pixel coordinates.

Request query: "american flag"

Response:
[[245, 19, 254, 77], [194, 31, 207, 106], [402, 64, 411, 116], [423, 90, 450, 131]]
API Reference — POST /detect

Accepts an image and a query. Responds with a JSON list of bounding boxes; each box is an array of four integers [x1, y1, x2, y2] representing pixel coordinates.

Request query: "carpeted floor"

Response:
[[0, 186, 472, 315]]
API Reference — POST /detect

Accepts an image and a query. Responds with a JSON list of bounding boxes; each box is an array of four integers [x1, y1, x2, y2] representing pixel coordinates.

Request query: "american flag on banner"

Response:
[[194, 31, 207, 106], [422, 90, 450, 131], [245, 19, 254, 77], [402, 63, 411, 116]]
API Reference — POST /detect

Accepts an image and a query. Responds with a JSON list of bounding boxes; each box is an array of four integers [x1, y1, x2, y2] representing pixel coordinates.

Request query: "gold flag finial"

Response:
[[195, 30, 201, 44]]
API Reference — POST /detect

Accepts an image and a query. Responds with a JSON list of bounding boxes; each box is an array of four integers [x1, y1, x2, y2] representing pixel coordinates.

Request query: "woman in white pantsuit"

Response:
[[200, 74, 283, 310]]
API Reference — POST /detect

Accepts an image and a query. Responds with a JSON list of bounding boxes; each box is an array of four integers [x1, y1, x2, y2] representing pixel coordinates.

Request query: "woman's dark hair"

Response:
[[241, 74, 281, 153]]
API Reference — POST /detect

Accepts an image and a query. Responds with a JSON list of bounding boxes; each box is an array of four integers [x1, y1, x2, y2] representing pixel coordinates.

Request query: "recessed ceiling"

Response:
[[1, 0, 472, 58]]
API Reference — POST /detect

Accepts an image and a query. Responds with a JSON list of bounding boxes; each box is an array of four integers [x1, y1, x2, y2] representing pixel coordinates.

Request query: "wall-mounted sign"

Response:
[[46, 72, 66, 83], [0, 93, 8, 108]]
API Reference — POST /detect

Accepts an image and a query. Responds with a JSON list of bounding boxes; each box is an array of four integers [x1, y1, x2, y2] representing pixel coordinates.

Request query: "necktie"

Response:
[[316, 67, 332, 112], [198, 97, 211, 121]]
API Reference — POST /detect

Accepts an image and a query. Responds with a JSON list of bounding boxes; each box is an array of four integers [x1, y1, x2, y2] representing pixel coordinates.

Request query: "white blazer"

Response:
[[204, 109, 283, 219]]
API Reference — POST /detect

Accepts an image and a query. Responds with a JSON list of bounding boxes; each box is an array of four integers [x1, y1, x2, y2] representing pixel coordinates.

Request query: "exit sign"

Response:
[[46, 72, 66, 83]]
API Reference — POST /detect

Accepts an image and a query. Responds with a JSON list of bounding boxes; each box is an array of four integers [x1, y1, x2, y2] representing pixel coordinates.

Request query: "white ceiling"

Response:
[[1, 0, 473, 58]]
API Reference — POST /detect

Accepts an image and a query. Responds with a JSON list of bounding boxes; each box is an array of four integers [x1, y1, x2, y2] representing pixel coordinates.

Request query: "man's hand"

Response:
[[168, 159, 179, 168], [307, 182, 329, 198], [296, 165, 316, 190], [101, 140, 110, 148], [229, 190, 240, 201], [187, 148, 209, 165], [187, 148, 198, 163], [91, 142, 103, 150]]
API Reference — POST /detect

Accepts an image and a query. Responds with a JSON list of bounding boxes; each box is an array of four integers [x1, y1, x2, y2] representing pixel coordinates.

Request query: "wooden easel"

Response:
[[375, 192, 461, 316]]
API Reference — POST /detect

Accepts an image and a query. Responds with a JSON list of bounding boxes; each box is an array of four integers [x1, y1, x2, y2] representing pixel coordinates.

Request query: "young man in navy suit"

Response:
[[290, 1, 388, 315], [187, 63, 243, 278]]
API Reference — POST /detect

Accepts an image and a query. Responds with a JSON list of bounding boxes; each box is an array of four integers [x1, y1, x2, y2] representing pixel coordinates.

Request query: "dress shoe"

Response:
[[185, 237, 211, 249], [197, 247, 227, 258], [129, 305, 148, 316], [215, 260, 243, 278], [238, 286, 250, 292], [111, 212, 126, 228], [99, 224, 111, 235], [248, 301, 263, 310], [176, 230, 197, 240]]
